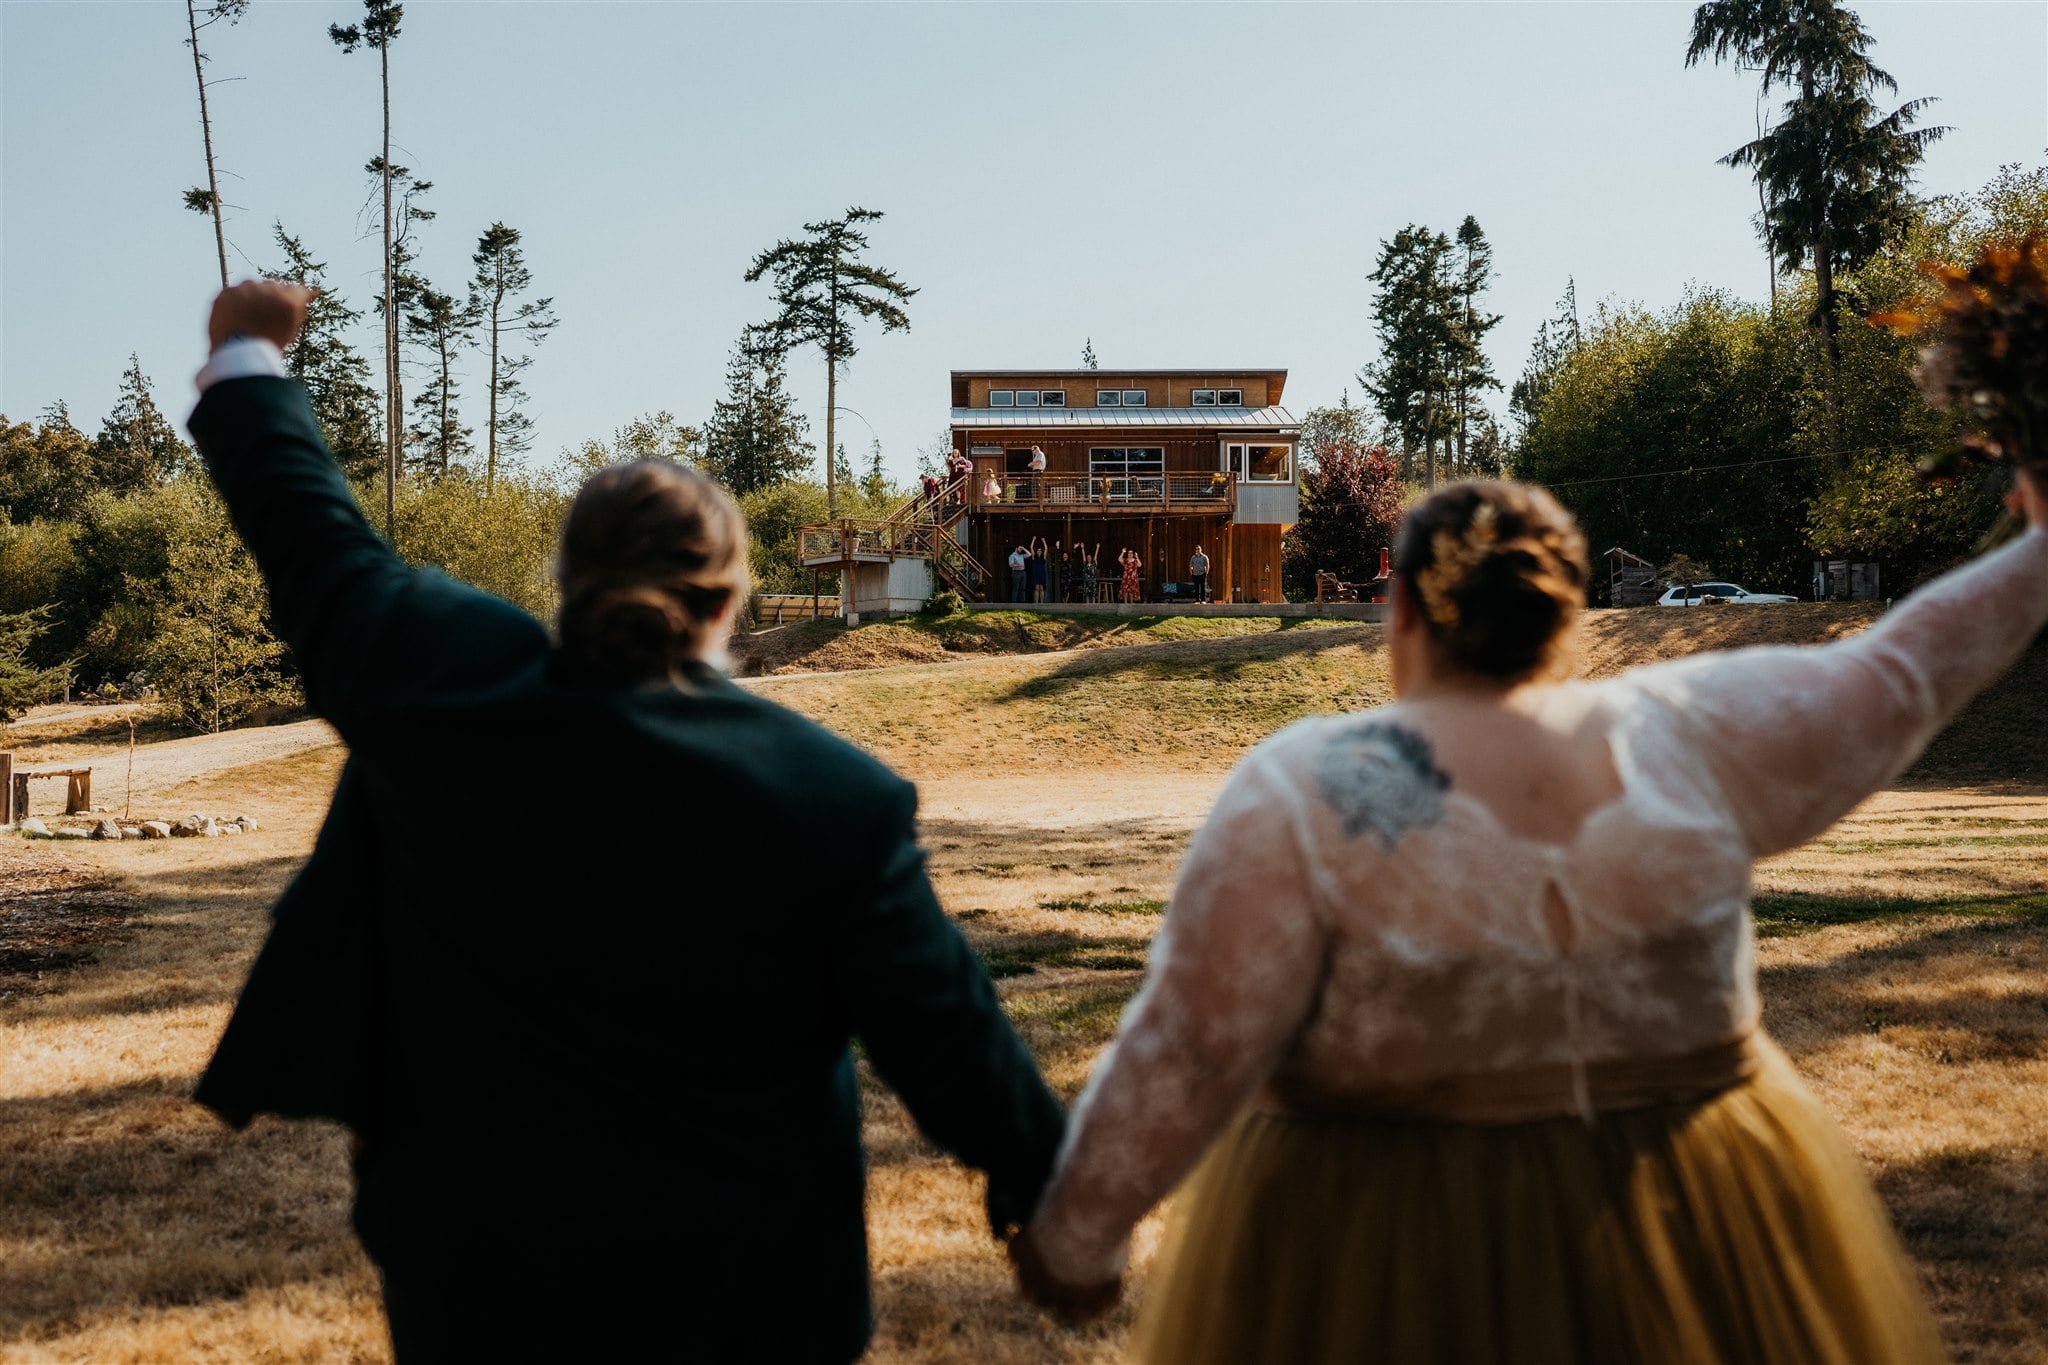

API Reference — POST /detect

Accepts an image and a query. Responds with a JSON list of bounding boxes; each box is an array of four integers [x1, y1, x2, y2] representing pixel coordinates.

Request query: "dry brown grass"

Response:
[[4, 611, 2046, 1361]]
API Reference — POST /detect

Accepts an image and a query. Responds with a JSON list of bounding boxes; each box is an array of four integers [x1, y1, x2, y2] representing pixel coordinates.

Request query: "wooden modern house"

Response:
[[951, 369, 1300, 603], [799, 366, 1301, 616]]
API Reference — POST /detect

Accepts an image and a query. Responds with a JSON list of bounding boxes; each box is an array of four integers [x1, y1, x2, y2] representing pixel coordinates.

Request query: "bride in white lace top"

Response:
[[1011, 476, 2048, 1363]]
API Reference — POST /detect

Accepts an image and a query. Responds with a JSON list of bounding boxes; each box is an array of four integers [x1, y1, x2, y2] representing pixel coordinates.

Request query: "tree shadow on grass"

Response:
[[0, 1075, 367, 1341], [1754, 890, 2048, 938], [996, 625, 1384, 705], [1760, 906, 2048, 1054]]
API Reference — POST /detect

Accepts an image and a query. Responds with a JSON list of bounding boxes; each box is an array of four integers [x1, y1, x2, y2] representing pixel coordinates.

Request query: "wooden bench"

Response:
[[9, 762, 90, 823]]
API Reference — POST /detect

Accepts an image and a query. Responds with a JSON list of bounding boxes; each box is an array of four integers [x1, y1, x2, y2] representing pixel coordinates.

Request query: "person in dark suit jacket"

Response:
[[185, 282, 1066, 1362]]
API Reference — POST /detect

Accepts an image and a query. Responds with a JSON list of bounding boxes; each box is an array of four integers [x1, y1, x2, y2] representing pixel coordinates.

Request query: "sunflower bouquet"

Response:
[[1874, 236, 2048, 542]]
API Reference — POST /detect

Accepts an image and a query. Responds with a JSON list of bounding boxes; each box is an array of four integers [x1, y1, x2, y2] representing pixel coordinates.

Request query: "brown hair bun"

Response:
[[556, 460, 748, 683], [1392, 480, 1589, 682]]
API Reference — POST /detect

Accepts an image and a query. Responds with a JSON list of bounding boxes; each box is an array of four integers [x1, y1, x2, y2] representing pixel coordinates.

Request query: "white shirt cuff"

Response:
[[195, 337, 288, 394]]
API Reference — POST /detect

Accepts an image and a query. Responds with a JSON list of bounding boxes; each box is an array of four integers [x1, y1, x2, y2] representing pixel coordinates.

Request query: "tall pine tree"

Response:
[[745, 207, 916, 516], [1362, 225, 1459, 488], [1687, 0, 1944, 448], [1509, 279, 1582, 440], [180, 0, 248, 288], [92, 356, 190, 492], [1450, 216, 1503, 479], [700, 329, 814, 496], [468, 222, 557, 492], [266, 224, 384, 482], [404, 285, 479, 478], [329, 0, 404, 530]]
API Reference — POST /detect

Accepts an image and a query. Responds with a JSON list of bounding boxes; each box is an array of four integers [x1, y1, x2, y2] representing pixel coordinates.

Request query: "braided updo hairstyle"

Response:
[[1391, 480, 1590, 683], [556, 460, 749, 683]]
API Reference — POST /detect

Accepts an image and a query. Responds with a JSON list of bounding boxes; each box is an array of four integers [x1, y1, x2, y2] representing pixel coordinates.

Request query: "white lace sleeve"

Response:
[[1025, 754, 1328, 1284], [1630, 527, 2048, 857]]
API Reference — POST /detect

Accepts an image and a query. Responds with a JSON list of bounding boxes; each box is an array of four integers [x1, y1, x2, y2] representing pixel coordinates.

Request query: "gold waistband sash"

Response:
[[1259, 1033, 1763, 1127]]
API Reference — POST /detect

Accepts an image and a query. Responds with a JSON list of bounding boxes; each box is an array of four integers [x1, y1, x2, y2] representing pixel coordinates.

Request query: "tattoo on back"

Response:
[[1314, 722, 1452, 852]]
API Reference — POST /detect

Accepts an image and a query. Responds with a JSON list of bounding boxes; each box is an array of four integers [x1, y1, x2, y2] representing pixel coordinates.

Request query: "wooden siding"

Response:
[[960, 373, 1278, 409]]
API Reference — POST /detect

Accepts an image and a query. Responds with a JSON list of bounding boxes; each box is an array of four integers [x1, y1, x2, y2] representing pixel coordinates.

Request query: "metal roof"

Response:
[[950, 369, 1288, 378], [949, 404, 1298, 431]]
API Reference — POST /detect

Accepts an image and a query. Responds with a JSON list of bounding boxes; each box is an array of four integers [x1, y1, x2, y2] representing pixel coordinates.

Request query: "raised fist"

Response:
[[207, 279, 317, 354]]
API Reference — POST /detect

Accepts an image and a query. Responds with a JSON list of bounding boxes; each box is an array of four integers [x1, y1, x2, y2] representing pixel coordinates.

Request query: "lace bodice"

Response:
[[1030, 528, 2048, 1284]]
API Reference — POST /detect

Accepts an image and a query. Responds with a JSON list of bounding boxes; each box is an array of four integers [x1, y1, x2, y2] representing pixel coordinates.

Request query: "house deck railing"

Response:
[[972, 471, 1235, 514]]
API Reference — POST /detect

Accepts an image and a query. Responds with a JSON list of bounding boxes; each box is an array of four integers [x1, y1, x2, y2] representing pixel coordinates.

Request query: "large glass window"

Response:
[[1191, 389, 1218, 406], [1096, 389, 1122, 407], [1089, 447, 1166, 477], [989, 389, 1014, 407], [1218, 388, 1244, 406], [1122, 389, 1148, 407], [1225, 442, 1293, 483], [1041, 390, 1066, 407], [1014, 390, 1040, 407]]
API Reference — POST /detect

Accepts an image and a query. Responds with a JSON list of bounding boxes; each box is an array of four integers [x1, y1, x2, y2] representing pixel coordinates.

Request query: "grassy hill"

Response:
[[750, 603, 2045, 787]]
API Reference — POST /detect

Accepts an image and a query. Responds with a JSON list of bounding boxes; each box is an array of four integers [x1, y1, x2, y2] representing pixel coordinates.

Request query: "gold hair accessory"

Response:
[[1414, 503, 1498, 630]]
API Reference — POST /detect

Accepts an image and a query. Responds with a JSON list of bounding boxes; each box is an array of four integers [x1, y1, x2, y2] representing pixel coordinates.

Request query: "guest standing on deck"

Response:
[[1007, 544, 1029, 604], [1028, 536, 1051, 604], [1012, 475, 2048, 1363], [1080, 544, 1101, 604], [1188, 545, 1211, 603], [1118, 547, 1143, 604], [183, 283, 1066, 1364]]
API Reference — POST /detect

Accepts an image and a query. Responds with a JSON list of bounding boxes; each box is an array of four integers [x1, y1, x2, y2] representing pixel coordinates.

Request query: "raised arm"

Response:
[[1019, 756, 1327, 1294], [1631, 487, 2048, 857], [185, 283, 546, 733]]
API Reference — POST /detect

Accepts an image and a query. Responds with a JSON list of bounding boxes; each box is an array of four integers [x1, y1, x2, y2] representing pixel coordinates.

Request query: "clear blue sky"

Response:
[[4, 2, 2044, 485]]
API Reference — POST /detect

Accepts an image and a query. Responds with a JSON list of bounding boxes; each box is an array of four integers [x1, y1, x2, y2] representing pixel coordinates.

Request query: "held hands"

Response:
[[1006, 1222, 1121, 1324], [207, 279, 316, 354]]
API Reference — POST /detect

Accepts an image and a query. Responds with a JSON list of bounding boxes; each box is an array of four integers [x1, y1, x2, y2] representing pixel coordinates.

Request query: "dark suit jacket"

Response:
[[187, 378, 1065, 1361]]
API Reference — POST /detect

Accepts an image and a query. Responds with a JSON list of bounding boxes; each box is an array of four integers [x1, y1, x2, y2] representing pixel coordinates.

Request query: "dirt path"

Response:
[[9, 713, 339, 819]]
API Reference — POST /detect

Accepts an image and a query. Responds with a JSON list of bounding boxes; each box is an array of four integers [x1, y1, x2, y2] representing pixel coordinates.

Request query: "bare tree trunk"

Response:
[[380, 41, 397, 537], [825, 354, 838, 517], [438, 333, 452, 478], [486, 300, 501, 495], [185, 0, 229, 290]]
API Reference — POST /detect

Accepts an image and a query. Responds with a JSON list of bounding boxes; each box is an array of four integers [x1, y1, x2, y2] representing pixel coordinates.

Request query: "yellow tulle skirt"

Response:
[[1133, 1040, 1945, 1364]]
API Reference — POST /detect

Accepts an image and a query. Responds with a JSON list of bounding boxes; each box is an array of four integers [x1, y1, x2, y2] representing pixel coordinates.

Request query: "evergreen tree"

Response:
[[1361, 225, 1459, 487], [1510, 279, 1582, 438], [1082, 337, 1098, 370], [468, 222, 557, 492], [180, 0, 249, 288], [699, 329, 814, 495], [404, 285, 479, 478], [92, 356, 190, 492], [330, 0, 404, 528], [266, 224, 384, 482], [366, 162, 434, 490], [1687, 0, 1945, 449], [861, 438, 888, 502], [745, 207, 916, 516], [1451, 216, 1503, 479], [0, 607, 68, 723]]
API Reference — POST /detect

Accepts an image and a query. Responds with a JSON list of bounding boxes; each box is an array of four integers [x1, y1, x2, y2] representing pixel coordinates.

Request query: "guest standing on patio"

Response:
[[1080, 545, 1101, 604], [1057, 542, 1076, 604], [1189, 545, 1211, 603], [1007, 544, 1029, 604], [1119, 548, 1143, 604], [1029, 536, 1051, 604]]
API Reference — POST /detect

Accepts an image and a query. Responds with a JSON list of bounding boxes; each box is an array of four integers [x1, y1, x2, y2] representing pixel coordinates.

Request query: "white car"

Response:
[[1655, 581, 1799, 606]]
